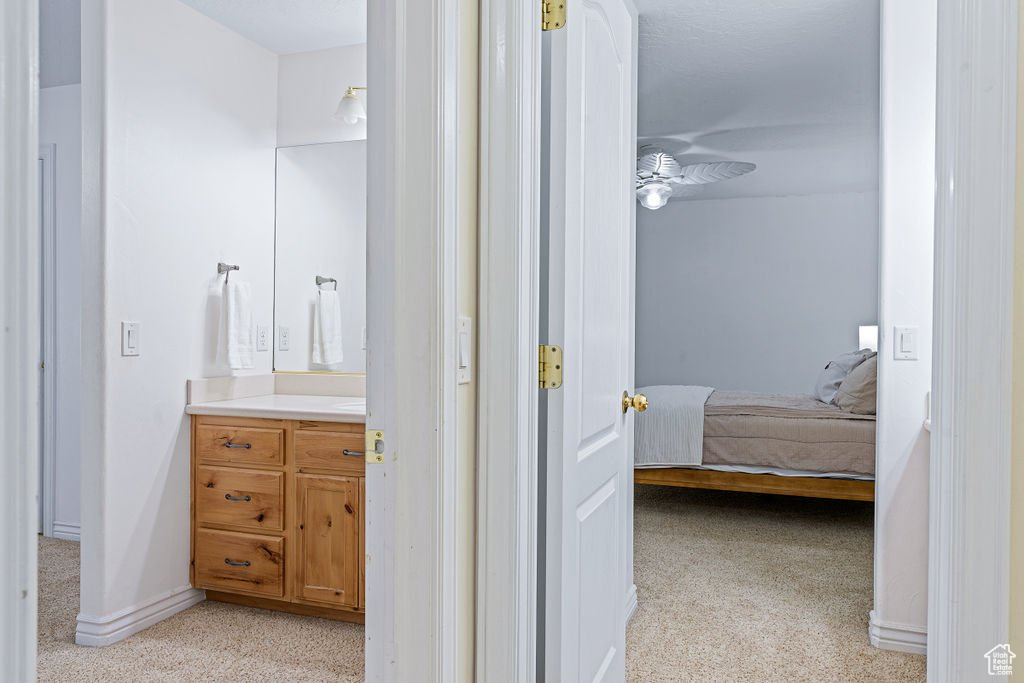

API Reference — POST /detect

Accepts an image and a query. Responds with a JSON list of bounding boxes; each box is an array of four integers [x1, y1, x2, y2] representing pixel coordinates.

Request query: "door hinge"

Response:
[[542, 0, 566, 31], [365, 429, 385, 464], [539, 345, 563, 389]]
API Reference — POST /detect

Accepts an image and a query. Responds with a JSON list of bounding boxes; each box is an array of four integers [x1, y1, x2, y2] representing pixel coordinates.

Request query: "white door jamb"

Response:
[[929, 0, 1017, 680], [476, 0, 543, 681], [0, 0, 40, 680], [38, 142, 57, 539], [364, 0, 462, 679]]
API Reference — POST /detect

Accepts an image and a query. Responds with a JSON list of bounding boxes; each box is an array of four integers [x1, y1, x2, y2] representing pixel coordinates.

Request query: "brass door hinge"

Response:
[[365, 429, 385, 464], [542, 0, 566, 31], [539, 345, 563, 389]]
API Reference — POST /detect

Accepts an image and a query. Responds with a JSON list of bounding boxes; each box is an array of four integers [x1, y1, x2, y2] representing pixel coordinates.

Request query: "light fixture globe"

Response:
[[636, 181, 673, 210], [334, 87, 366, 124]]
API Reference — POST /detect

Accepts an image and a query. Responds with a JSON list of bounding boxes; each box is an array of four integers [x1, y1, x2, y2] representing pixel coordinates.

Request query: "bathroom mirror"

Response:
[[273, 141, 366, 373]]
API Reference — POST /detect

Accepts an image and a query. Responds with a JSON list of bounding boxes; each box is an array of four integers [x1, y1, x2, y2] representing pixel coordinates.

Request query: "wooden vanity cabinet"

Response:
[[190, 415, 365, 622]]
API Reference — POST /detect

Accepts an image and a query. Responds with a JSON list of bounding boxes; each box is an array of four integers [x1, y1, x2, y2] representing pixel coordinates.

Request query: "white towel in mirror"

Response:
[[219, 280, 255, 370], [313, 289, 344, 366]]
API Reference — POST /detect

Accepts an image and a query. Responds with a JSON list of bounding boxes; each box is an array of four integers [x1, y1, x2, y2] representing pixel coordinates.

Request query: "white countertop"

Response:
[[186, 394, 366, 423]]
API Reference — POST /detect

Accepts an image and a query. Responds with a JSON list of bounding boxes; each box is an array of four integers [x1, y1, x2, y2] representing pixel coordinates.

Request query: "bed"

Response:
[[633, 386, 876, 501]]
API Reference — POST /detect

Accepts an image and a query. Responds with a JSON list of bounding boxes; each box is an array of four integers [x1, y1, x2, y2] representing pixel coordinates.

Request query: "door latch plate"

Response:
[[365, 429, 385, 464]]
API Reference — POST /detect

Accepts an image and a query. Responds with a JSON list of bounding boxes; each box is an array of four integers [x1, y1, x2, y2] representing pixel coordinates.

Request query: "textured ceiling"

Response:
[[634, 0, 880, 200], [178, 0, 365, 54]]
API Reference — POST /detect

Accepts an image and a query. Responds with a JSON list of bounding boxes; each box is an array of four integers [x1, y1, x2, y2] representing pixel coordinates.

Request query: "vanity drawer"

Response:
[[195, 466, 284, 531], [294, 429, 366, 475], [196, 424, 284, 467], [194, 529, 284, 598]]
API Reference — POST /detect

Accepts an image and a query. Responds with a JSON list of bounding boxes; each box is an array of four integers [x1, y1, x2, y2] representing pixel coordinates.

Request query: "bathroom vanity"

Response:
[[186, 137, 370, 622], [187, 385, 367, 623]]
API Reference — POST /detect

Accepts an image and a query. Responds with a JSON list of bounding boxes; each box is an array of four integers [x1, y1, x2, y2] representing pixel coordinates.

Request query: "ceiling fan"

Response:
[[635, 147, 756, 210]]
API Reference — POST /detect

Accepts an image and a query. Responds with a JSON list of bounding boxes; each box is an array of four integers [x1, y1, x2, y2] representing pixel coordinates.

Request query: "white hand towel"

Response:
[[219, 280, 255, 370], [313, 289, 344, 366]]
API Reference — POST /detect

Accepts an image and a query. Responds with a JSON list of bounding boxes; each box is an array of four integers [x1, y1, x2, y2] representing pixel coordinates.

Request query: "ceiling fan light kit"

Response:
[[635, 147, 757, 210]]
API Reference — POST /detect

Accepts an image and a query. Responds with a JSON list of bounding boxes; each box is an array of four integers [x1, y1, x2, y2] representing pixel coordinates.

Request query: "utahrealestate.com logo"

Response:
[[986, 644, 1016, 676]]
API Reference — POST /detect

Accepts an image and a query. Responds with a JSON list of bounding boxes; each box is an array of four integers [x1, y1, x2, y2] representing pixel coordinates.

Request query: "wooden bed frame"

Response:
[[634, 467, 874, 502]]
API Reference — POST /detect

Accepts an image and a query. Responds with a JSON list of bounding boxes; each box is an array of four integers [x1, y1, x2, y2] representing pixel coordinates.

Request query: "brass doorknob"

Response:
[[622, 391, 649, 414]]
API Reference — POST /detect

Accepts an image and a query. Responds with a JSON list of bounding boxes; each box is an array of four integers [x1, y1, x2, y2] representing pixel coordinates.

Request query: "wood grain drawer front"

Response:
[[295, 474, 361, 609], [196, 425, 284, 467], [294, 430, 366, 474], [194, 529, 284, 598], [196, 466, 284, 531]]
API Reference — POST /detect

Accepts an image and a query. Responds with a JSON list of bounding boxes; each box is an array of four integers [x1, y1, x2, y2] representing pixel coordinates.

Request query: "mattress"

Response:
[[700, 390, 876, 477]]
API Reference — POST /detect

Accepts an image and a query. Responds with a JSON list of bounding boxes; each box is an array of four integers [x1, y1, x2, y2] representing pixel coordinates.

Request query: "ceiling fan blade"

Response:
[[676, 161, 756, 185]]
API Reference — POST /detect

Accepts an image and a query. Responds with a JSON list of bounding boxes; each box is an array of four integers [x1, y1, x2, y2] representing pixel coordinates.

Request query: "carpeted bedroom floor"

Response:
[[627, 485, 926, 682], [38, 488, 925, 681]]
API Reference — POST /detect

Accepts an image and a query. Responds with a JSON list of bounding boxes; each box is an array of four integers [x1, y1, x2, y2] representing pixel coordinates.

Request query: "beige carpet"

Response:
[[39, 489, 926, 682], [37, 537, 364, 682], [627, 485, 926, 682]]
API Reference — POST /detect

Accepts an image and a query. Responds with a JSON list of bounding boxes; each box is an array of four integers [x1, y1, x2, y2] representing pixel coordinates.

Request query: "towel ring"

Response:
[[218, 262, 240, 282], [316, 275, 338, 290]]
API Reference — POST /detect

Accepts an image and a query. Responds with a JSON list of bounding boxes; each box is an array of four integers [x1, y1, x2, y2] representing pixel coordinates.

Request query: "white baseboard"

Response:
[[625, 584, 638, 625], [76, 585, 205, 647], [868, 610, 927, 654], [51, 521, 80, 542]]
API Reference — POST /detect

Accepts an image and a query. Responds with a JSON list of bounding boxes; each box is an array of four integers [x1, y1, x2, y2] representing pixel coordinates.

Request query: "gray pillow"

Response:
[[835, 354, 878, 414], [813, 349, 875, 404]]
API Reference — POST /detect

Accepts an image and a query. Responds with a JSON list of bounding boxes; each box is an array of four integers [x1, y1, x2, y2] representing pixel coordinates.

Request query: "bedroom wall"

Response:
[[635, 191, 879, 394], [869, 0, 934, 652]]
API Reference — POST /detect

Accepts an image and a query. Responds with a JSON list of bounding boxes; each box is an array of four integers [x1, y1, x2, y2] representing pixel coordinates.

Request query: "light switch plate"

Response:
[[121, 321, 140, 357], [457, 316, 472, 385], [278, 326, 290, 351], [256, 325, 270, 352], [894, 326, 919, 360]]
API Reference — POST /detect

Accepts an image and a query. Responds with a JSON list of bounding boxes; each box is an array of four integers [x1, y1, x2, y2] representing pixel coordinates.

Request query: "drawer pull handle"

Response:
[[224, 494, 252, 502], [224, 558, 251, 567], [223, 441, 252, 449], [342, 449, 365, 457]]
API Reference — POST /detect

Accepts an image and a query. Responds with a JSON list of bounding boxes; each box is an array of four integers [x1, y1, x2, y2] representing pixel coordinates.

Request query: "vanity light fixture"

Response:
[[334, 86, 367, 124]]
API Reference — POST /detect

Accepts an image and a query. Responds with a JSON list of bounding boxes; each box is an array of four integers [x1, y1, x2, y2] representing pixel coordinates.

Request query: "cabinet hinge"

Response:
[[539, 345, 563, 389], [542, 0, 566, 31], [365, 429, 385, 464]]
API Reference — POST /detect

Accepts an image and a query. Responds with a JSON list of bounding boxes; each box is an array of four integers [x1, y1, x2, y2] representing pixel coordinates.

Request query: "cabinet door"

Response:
[[295, 473, 361, 608]]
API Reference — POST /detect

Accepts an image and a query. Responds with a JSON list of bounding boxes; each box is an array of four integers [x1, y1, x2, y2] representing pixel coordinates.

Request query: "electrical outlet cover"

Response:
[[256, 325, 270, 352]]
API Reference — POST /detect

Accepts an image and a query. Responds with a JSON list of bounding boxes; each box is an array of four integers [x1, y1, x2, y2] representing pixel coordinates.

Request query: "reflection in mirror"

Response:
[[274, 141, 366, 373]]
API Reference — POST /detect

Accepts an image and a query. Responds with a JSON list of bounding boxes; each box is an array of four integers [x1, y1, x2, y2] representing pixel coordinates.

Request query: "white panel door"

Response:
[[544, 0, 637, 680]]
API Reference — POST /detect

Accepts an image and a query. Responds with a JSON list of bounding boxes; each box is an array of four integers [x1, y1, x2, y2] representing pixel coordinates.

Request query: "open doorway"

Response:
[[36, 0, 85, 668], [625, 1, 902, 677], [534, 0, 934, 680], [36, 0, 375, 678]]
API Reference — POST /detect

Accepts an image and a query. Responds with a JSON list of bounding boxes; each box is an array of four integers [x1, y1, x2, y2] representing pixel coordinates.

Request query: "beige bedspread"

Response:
[[702, 390, 876, 476]]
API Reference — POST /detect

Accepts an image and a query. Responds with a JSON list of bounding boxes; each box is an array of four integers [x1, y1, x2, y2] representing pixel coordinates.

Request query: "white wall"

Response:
[[636, 191, 879, 393], [870, 0, 935, 651], [277, 44, 367, 146], [79, 0, 277, 641], [40, 0, 81, 88], [39, 84, 82, 539], [274, 141, 367, 372]]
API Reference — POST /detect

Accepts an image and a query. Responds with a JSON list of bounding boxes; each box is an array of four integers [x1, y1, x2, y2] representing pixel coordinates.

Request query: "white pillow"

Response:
[[813, 349, 876, 405]]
